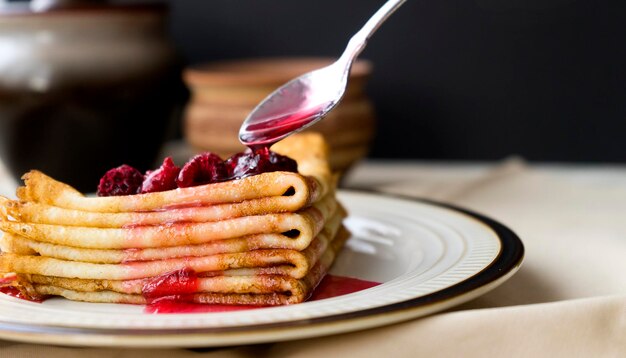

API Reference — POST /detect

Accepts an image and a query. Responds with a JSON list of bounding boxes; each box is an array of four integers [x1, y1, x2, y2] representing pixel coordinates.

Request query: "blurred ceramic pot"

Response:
[[0, 1, 188, 192], [183, 58, 375, 174]]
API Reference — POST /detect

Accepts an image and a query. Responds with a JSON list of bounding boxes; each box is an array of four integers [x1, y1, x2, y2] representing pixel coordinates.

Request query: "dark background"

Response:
[[164, 0, 625, 162]]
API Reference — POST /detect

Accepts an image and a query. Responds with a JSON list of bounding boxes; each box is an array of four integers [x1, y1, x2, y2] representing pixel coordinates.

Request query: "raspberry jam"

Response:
[[0, 286, 41, 302], [142, 271, 381, 314], [0, 272, 381, 312], [239, 104, 330, 146], [223, 146, 297, 180], [308, 274, 380, 301], [145, 301, 256, 314], [0, 276, 46, 303], [142, 268, 199, 303]]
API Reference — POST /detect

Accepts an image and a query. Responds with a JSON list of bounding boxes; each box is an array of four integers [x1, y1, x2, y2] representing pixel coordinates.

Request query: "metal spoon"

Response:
[[239, 0, 407, 147]]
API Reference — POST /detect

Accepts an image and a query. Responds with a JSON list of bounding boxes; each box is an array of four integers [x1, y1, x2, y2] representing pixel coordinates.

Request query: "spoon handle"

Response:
[[340, 0, 407, 63]]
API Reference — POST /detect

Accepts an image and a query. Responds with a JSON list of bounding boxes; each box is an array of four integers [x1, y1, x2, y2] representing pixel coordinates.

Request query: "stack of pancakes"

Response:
[[0, 133, 347, 306]]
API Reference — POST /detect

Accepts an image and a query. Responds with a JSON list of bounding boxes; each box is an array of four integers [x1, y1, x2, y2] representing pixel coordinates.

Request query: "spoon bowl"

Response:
[[239, 62, 347, 147], [239, 0, 406, 147]]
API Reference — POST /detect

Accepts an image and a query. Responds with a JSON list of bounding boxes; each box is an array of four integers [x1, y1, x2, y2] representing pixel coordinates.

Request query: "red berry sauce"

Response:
[[224, 147, 297, 180], [0, 275, 46, 303], [0, 271, 381, 311], [145, 301, 256, 314], [308, 274, 380, 301], [142, 269, 381, 314], [240, 104, 331, 146], [142, 268, 200, 303]]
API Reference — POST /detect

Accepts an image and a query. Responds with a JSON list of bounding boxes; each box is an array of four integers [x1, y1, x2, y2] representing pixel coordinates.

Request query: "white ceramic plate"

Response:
[[0, 191, 524, 347]]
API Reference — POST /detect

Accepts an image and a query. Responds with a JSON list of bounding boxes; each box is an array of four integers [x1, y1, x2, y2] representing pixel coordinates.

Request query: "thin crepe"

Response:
[[0, 195, 337, 250], [0, 206, 345, 280], [0, 190, 337, 227], [0, 199, 339, 263], [0, 133, 348, 307], [10, 227, 349, 306], [14, 134, 331, 214]]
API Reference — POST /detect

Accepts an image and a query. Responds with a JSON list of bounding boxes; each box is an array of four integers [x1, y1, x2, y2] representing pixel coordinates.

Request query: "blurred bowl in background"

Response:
[[183, 58, 375, 174], [0, 2, 188, 192]]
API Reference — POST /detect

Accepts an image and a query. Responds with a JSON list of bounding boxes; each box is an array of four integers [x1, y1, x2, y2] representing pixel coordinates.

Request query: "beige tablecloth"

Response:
[[1, 158, 625, 357]]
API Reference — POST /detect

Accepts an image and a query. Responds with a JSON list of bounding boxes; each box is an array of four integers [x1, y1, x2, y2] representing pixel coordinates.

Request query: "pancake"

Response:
[[0, 195, 337, 250], [8, 227, 349, 306], [0, 133, 349, 306], [1, 187, 337, 227], [0, 206, 345, 280], [15, 134, 331, 214], [0, 200, 341, 263]]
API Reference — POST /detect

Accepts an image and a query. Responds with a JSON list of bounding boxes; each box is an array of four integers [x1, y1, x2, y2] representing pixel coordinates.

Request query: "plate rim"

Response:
[[0, 190, 524, 347]]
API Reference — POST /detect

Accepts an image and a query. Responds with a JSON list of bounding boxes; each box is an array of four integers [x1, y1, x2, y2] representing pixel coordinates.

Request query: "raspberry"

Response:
[[141, 157, 180, 194], [224, 147, 298, 179], [176, 152, 226, 188], [97, 148, 298, 195], [97, 165, 143, 197]]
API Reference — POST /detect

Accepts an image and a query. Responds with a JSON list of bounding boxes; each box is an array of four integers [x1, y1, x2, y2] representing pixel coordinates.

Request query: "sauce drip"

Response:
[[0, 272, 380, 312], [0, 275, 46, 303], [0, 287, 45, 302], [145, 301, 256, 314], [240, 103, 330, 147], [143, 273, 381, 314], [142, 267, 199, 303], [308, 274, 380, 301]]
